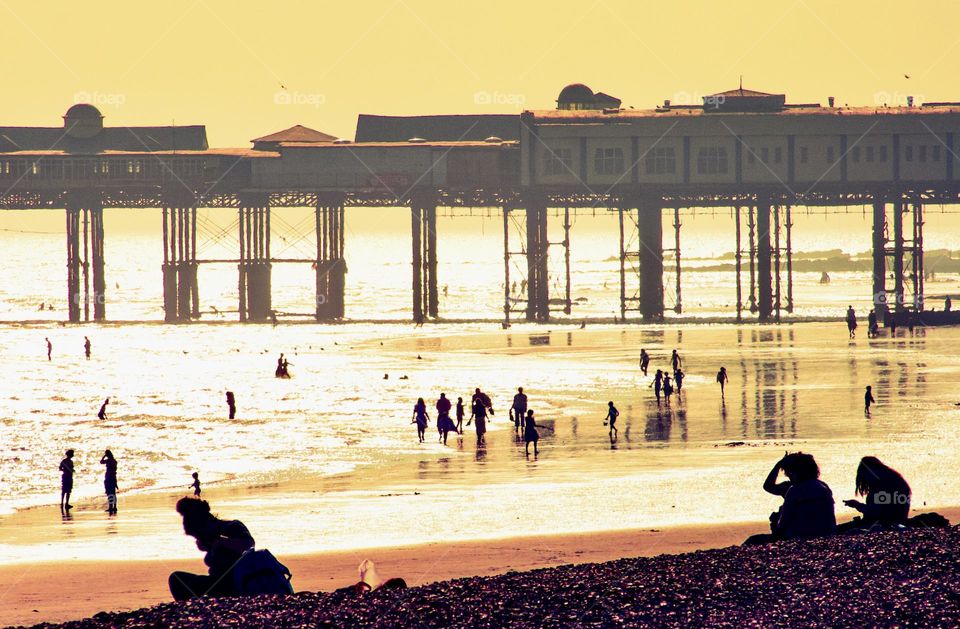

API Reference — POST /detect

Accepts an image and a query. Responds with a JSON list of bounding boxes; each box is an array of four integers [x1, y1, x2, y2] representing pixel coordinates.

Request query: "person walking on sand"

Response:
[[662, 374, 674, 402], [412, 398, 429, 443], [524, 409, 541, 455], [101, 449, 118, 514], [604, 401, 620, 438], [650, 369, 663, 404], [275, 354, 285, 378], [471, 388, 494, 418], [671, 349, 682, 372], [511, 387, 528, 432], [864, 385, 876, 417], [455, 397, 465, 434], [84, 336, 91, 359], [468, 394, 488, 445], [59, 449, 75, 510], [191, 472, 202, 497], [46, 337, 52, 361], [716, 366, 729, 400], [846, 305, 857, 339], [97, 397, 110, 420], [639, 349, 650, 376], [674, 368, 685, 394]]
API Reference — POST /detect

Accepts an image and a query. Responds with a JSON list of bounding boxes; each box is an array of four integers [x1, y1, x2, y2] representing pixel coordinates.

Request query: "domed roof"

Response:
[[558, 83, 595, 103], [64, 103, 104, 121]]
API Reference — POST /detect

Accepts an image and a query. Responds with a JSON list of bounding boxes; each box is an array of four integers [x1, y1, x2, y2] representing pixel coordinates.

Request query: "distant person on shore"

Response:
[[59, 449, 75, 510], [639, 349, 650, 376], [511, 387, 528, 432], [84, 336, 91, 359], [745, 452, 837, 545], [100, 449, 118, 514], [662, 374, 674, 402], [864, 386, 876, 416], [650, 369, 663, 404], [435, 393, 457, 445], [846, 305, 857, 338], [168, 497, 256, 601], [671, 349, 682, 372], [524, 409, 541, 455], [887, 311, 897, 336], [468, 394, 488, 445], [275, 354, 285, 378], [674, 369, 685, 394], [471, 387, 494, 417], [604, 401, 619, 438], [226, 391, 236, 419], [97, 397, 110, 420], [716, 366, 729, 400], [412, 398, 429, 443], [946, 296, 953, 312], [281, 357, 291, 378], [191, 472, 201, 497], [46, 337, 52, 361], [867, 310, 879, 338], [455, 397, 465, 433], [840, 457, 911, 533]]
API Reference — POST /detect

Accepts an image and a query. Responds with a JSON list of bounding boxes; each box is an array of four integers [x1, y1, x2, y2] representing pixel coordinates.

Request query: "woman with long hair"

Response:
[[412, 398, 429, 443], [100, 450, 118, 514], [841, 456, 911, 531]]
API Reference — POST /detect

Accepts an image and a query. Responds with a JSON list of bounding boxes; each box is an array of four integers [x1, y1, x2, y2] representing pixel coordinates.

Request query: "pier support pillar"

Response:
[[872, 201, 887, 319], [238, 198, 272, 322], [755, 201, 773, 322], [66, 208, 81, 323], [525, 200, 549, 322], [162, 202, 199, 322], [410, 194, 438, 323], [893, 202, 905, 313], [734, 207, 743, 322], [315, 200, 346, 321], [638, 199, 664, 322], [90, 207, 106, 321], [66, 193, 105, 323]]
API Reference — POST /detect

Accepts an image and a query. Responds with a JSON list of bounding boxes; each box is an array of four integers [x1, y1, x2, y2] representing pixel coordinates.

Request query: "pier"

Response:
[[1, 86, 958, 324]]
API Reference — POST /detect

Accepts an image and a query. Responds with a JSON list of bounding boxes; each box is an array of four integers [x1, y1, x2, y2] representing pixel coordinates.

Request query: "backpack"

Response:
[[232, 548, 294, 595]]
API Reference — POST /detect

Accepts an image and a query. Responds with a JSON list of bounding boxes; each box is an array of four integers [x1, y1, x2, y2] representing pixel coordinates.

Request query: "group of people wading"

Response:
[[412, 386, 549, 455]]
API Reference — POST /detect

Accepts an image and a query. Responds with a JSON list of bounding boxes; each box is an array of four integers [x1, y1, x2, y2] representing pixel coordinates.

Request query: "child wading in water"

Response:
[[604, 401, 620, 438], [524, 410, 541, 455], [864, 386, 876, 416], [190, 472, 201, 497]]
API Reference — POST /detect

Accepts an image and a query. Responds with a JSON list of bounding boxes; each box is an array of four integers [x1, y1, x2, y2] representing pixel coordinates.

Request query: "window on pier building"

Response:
[[760, 147, 769, 164], [879, 145, 888, 162], [645, 147, 676, 175], [774, 147, 783, 164], [866, 146, 875, 163], [919, 145, 927, 163], [746, 146, 755, 164], [29, 162, 39, 176], [127, 160, 142, 175], [933, 145, 941, 162], [543, 148, 572, 176], [799, 146, 808, 164], [826, 146, 835, 163], [593, 147, 624, 175], [852, 146, 861, 163], [0, 161, 9, 175], [905, 145, 913, 162], [696, 146, 728, 175]]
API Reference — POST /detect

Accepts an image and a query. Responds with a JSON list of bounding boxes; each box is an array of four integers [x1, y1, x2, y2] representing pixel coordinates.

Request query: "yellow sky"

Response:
[[3, 1, 959, 147]]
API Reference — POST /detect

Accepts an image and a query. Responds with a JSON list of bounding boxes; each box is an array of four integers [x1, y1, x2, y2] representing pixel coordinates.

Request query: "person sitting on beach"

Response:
[[745, 452, 836, 545], [840, 457, 911, 533], [168, 497, 255, 601], [412, 398, 429, 443]]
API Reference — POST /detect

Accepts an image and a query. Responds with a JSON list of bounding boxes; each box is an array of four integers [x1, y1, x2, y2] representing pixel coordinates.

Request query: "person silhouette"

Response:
[[639, 349, 650, 376], [455, 397, 465, 434], [84, 336, 91, 359], [59, 449, 75, 510], [604, 401, 619, 438], [412, 398, 429, 443], [511, 387, 528, 432], [745, 452, 837, 545], [662, 374, 674, 402], [650, 370, 663, 404], [716, 366, 729, 399], [46, 337, 52, 361], [97, 398, 110, 420], [524, 409, 540, 455], [191, 472, 202, 497], [226, 391, 236, 419], [168, 497, 255, 601], [864, 385, 876, 416], [468, 394, 488, 445], [840, 457, 911, 531], [671, 349, 682, 371], [846, 305, 857, 338], [100, 450, 118, 514], [275, 354, 285, 378], [674, 369, 685, 394], [435, 393, 456, 445]]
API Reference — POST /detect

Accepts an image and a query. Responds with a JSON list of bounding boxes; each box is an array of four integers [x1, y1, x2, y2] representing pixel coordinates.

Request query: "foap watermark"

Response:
[[672, 90, 725, 109], [874, 91, 925, 107], [874, 491, 909, 505], [273, 91, 326, 108], [473, 90, 526, 107], [73, 91, 126, 109]]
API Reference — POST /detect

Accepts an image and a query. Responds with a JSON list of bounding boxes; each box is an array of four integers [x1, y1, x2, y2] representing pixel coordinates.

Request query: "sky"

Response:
[[3, 1, 959, 147]]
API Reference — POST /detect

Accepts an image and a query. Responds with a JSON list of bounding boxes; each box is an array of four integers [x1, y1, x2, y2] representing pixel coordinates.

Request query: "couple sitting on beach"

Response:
[[745, 453, 944, 546]]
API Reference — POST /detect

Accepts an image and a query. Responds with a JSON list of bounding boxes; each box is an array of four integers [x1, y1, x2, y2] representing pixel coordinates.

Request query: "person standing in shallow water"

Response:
[[468, 395, 488, 445], [412, 398, 429, 443], [716, 366, 729, 400], [524, 409, 541, 455], [46, 337, 52, 361], [604, 401, 619, 438], [511, 387, 528, 432], [662, 374, 674, 403], [226, 391, 236, 419], [84, 336, 91, 359], [435, 393, 457, 445], [59, 449, 74, 510], [100, 450, 118, 514], [671, 349, 682, 372], [864, 385, 876, 416], [674, 368, 685, 394], [97, 397, 110, 420], [639, 349, 650, 376], [455, 397, 465, 434]]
